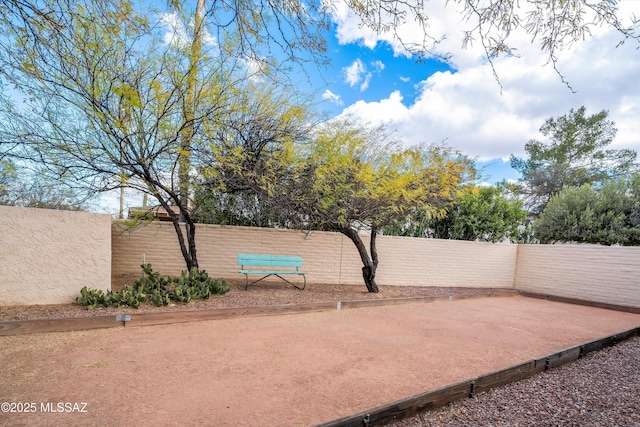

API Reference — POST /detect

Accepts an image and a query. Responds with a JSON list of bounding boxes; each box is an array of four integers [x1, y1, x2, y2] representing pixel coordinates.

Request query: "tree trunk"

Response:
[[178, 0, 205, 208], [185, 216, 198, 269], [172, 0, 205, 270], [366, 225, 380, 293], [156, 196, 198, 270], [361, 264, 379, 293], [339, 226, 380, 293], [118, 181, 125, 219]]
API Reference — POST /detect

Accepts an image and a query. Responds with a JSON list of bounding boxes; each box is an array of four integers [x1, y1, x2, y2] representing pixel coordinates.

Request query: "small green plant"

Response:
[[102, 290, 122, 308], [151, 289, 170, 307], [76, 264, 229, 309], [120, 287, 146, 309], [76, 286, 105, 310]]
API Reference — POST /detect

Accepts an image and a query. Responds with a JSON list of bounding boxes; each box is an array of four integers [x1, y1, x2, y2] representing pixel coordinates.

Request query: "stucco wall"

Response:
[[111, 222, 518, 288], [4, 211, 640, 308], [0, 206, 111, 305], [514, 244, 640, 309]]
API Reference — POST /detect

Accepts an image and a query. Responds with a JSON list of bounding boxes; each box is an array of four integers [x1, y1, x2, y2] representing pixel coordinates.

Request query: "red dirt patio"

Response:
[[1, 295, 640, 426]]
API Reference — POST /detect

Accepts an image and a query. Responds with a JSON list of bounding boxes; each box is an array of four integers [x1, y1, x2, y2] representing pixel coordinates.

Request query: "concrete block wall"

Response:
[[111, 221, 189, 280], [111, 221, 518, 288], [374, 235, 518, 288], [514, 244, 640, 309], [112, 222, 348, 284], [4, 207, 639, 308], [0, 206, 111, 305]]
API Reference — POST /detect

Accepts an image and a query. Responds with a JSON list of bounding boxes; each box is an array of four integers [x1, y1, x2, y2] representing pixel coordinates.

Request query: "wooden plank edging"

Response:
[[0, 290, 517, 336], [126, 302, 338, 327], [518, 291, 640, 314], [314, 326, 640, 427], [339, 290, 519, 310], [0, 315, 121, 336]]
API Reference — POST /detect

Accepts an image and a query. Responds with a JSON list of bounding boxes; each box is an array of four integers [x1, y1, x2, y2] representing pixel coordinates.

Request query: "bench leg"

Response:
[[245, 274, 276, 290], [243, 274, 306, 290], [273, 274, 306, 290]]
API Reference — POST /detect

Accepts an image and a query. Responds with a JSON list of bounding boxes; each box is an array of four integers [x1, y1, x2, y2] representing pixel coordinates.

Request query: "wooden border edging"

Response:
[[314, 326, 640, 427], [126, 302, 338, 327], [0, 290, 518, 336], [518, 291, 640, 314], [339, 291, 518, 310], [0, 315, 122, 336]]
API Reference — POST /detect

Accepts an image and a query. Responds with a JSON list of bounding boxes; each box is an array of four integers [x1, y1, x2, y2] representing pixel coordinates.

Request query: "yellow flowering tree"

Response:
[[280, 119, 476, 292]]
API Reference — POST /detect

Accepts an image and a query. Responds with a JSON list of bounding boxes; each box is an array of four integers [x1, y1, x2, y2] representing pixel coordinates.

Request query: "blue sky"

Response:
[[304, 1, 640, 185], [101, 1, 640, 213], [317, 35, 451, 113], [312, 34, 521, 183]]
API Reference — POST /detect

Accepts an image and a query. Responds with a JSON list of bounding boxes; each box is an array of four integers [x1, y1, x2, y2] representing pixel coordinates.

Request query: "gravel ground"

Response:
[[392, 335, 640, 427], [0, 281, 513, 321]]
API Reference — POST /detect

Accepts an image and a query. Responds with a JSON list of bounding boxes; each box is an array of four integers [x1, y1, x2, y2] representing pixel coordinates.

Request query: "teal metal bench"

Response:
[[237, 254, 306, 290]]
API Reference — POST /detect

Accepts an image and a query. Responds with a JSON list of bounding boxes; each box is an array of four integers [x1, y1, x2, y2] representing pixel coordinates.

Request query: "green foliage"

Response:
[[431, 185, 527, 243], [76, 286, 106, 311], [76, 264, 229, 310], [385, 185, 527, 243], [289, 119, 477, 232], [0, 160, 15, 203], [534, 175, 640, 245], [194, 84, 314, 229], [0, 161, 88, 210], [255, 118, 476, 292], [510, 107, 637, 214]]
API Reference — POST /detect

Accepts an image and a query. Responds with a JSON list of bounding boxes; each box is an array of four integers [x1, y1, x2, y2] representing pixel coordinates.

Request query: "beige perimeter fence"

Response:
[[1, 205, 639, 308]]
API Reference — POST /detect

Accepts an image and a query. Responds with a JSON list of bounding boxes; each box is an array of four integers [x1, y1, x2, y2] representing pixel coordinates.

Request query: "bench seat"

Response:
[[238, 269, 305, 276]]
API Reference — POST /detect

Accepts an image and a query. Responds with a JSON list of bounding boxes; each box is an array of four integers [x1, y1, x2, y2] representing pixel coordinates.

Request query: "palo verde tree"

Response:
[[265, 119, 476, 292], [194, 83, 315, 228], [0, 0, 328, 270], [510, 107, 637, 214], [0, 0, 251, 269]]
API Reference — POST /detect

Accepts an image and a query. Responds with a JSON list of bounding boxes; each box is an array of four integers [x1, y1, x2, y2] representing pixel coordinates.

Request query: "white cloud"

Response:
[[159, 12, 216, 48], [342, 91, 409, 123], [332, 5, 640, 161], [343, 58, 387, 92], [371, 60, 385, 73], [343, 59, 369, 91], [244, 55, 267, 81], [322, 89, 343, 106], [330, 0, 485, 66], [160, 12, 189, 46], [360, 74, 372, 91]]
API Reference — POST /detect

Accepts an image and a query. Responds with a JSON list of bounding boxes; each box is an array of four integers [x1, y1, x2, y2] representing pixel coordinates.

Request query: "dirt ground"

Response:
[[1, 295, 640, 426]]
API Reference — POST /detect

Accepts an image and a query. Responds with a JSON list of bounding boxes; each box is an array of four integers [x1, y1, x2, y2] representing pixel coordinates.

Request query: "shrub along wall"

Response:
[[111, 221, 519, 288], [0, 205, 111, 305]]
